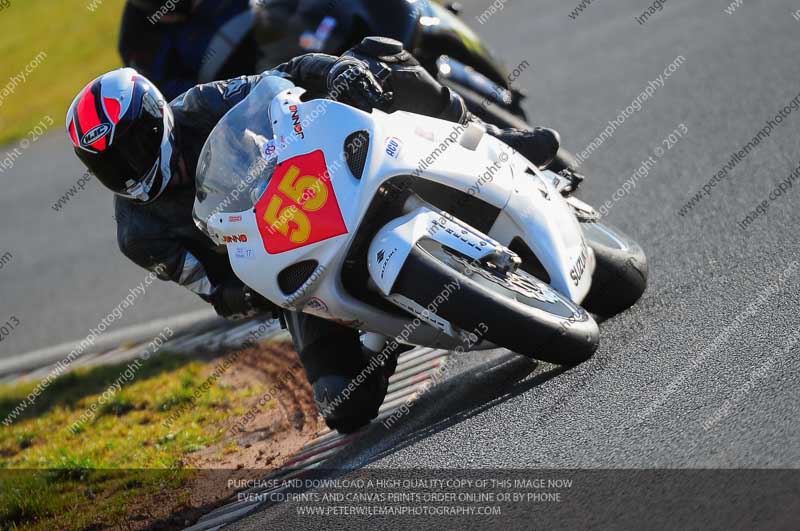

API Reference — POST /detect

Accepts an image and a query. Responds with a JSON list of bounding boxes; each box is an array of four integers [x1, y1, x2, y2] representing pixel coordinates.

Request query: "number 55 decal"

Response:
[[255, 150, 348, 254]]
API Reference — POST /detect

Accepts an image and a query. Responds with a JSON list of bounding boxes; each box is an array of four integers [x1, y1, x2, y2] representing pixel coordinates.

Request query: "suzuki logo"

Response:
[[570, 244, 589, 286]]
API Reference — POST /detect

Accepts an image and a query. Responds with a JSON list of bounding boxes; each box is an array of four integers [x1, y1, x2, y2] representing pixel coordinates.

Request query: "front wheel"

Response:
[[391, 241, 600, 365]]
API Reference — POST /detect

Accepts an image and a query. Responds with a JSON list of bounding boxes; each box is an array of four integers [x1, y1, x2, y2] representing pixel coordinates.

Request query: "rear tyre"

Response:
[[581, 222, 648, 318], [392, 241, 599, 365]]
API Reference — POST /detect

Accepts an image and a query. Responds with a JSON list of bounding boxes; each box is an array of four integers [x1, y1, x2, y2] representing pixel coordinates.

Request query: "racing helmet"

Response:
[[66, 68, 177, 203]]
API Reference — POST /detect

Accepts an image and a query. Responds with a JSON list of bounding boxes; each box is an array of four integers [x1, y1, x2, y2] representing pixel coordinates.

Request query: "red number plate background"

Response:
[[255, 150, 348, 254]]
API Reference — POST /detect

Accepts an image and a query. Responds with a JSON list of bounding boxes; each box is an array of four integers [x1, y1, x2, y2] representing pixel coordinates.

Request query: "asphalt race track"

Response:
[[0, 137, 203, 358], [2, 0, 800, 527], [226, 0, 800, 528]]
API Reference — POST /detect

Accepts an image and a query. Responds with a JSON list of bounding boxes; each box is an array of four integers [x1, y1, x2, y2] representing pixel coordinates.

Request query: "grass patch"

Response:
[[0, 351, 193, 423], [157, 386, 196, 412], [96, 393, 135, 418], [0, 0, 126, 145], [0, 352, 266, 530]]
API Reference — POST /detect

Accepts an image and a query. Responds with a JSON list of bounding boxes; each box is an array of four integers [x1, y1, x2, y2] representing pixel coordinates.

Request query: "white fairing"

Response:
[[488, 166, 595, 302], [203, 87, 597, 349]]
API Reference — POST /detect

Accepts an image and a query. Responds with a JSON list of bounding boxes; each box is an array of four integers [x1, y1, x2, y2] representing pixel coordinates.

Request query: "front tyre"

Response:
[[392, 241, 600, 365]]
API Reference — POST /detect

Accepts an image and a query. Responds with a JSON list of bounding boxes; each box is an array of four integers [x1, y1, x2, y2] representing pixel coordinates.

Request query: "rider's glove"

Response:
[[211, 280, 279, 321], [326, 58, 393, 112]]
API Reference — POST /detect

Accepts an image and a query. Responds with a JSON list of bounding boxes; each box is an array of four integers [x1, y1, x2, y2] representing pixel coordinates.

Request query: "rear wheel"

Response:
[[392, 240, 600, 365], [581, 222, 648, 318]]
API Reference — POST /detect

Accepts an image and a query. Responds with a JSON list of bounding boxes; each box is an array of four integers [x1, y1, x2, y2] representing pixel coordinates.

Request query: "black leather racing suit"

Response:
[[114, 43, 557, 433]]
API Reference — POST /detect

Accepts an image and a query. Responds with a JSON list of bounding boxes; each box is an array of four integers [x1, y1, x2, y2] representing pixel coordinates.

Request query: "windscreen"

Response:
[[194, 74, 295, 230]]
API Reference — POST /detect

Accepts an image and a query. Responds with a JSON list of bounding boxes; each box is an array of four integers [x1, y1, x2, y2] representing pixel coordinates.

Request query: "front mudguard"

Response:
[[367, 206, 504, 296]]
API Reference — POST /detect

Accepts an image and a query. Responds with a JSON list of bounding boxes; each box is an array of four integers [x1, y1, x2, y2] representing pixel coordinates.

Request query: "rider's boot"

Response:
[[286, 312, 395, 434], [494, 126, 561, 169], [485, 122, 585, 196], [555, 166, 586, 196]]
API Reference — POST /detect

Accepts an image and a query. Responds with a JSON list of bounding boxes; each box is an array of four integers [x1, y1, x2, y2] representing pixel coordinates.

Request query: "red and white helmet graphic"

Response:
[[66, 68, 176, 203]]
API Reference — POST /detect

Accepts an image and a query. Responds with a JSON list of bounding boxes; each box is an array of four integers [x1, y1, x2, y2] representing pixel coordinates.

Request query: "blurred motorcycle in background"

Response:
[[120, 0, 579, 172]]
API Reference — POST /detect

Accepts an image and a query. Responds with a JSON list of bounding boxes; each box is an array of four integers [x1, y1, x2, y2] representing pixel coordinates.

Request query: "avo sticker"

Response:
[[385, 137, 402, 159], [255, 150, 348, 254]]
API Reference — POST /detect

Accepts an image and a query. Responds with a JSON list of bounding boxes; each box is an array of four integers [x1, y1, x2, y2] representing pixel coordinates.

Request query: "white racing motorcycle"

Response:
[[194, 76, 648, 365]]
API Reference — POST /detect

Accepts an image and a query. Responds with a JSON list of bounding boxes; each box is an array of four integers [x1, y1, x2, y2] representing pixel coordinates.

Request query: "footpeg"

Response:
[[552, 167, 585, 196]]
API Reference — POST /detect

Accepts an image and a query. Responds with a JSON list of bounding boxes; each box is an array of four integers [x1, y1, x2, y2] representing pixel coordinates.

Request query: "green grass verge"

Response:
[[0, 0, 126, 146], [0, 352, 266, 530], [0, 0, 458, 146]]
